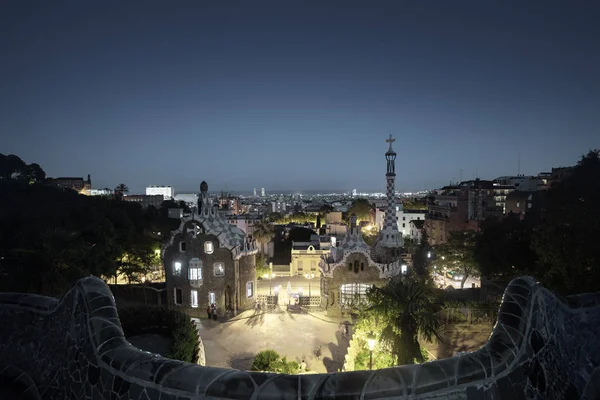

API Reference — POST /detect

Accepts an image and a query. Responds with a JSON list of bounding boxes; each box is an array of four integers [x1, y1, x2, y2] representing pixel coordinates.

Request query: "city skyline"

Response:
[[1, 1, 599, 193]]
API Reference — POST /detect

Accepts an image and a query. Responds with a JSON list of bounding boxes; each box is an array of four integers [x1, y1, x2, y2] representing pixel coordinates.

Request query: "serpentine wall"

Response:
[[0, 276, 599, 399]]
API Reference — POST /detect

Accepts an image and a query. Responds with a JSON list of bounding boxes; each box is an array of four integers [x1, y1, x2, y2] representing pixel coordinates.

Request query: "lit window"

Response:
[[246, 281, 254, 298], [516, 202, 520, 208], [173, 261, 182, 276], [190, 290, 198, 308], [179, 241, 186, 252], [189, 258, 202, 283], [174, 288, 182, 305], [204, 241, 214, 254], [209, 292, 216, 305], [339, 283, 370, 305], [214, 262, 225, 276]]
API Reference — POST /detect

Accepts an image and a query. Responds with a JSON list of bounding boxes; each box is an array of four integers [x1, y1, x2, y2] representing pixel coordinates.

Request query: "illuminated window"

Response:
[[204, 241, 214, 254], [214, 262, 225, 276], [190, 290, 198, 308], [339, 283, 370, 305], [246, 281, 254, 298], [188, 258, 202, 283], [173, 261, 182, 276], [209, 292, 216, 305]]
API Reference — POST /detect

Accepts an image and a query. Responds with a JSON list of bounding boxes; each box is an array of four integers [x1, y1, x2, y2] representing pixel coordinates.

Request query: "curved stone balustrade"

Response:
[[0, 276, 599, 399]]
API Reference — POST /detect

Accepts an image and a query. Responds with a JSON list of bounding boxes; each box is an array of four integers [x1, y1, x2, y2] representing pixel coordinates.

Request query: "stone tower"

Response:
[[380, 134, 403, 249]]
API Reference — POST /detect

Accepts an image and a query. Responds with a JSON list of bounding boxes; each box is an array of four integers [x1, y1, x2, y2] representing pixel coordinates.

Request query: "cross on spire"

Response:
[[386, 134, 395, 145]]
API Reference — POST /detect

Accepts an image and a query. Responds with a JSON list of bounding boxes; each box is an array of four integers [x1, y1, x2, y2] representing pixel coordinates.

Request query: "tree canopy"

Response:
[[435, 230, 479, 288], [531, 150, 600, 295], [0, 154, 46, 183], [347, 198, 373, 223], [0, 178, 164, 296], [365, 272, 443, 365]]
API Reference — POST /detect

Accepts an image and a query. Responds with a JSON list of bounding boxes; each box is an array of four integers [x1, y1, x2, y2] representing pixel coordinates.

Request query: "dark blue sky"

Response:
[[1, 1, 599, 193]]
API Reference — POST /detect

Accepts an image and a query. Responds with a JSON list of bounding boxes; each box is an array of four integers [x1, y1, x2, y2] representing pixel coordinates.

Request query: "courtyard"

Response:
[[196, 308, 347, 373]]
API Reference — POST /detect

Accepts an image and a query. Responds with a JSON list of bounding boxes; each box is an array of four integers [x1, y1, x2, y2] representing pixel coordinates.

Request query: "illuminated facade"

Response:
[[319, 137, 406, 314], [163, 181, 258, 317]]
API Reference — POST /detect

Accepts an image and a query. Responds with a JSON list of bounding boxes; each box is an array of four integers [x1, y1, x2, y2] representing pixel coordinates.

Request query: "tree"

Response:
[[0, 154, 46, 183], [114, 183, 129, 199], [411, 230, 431, 277], [474, 216, 537, 282], [319, 204, 334, 213], [251, 350, 300, 374], [361, 225, 379, 247], [255, 253, 270, 279], [347, 199, 373, 223], [365, 273, 443, 365], [435, 231, 479, 288], [252, 218, 274, 253], [532, 150, 600, 295]]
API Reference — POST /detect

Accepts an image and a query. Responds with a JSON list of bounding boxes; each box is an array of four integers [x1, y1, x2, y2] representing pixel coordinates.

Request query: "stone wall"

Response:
[[0, 275, 599, 399]]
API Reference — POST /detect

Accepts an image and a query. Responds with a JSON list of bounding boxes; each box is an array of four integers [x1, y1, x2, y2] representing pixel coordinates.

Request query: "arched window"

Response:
[[204, 241, 214, 254], [353, 260, 359, 274], [360, 262, 364, 271]]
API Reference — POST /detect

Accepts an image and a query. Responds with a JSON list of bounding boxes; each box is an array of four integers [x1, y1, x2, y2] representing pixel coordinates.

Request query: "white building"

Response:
[[494, 176, 540, 192], [90, 188, 112, 196], [253, 188, 257, 197], [409, 220, 424, 243], [174, 193, 198, 208], [261, 188, 266, 197], [376, 206, 426, 238], [146, 185, 174, 200]]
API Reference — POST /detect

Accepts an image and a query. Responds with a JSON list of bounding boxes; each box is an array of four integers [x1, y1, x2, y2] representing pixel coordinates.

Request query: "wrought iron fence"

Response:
[[298, 296, 321, 307]]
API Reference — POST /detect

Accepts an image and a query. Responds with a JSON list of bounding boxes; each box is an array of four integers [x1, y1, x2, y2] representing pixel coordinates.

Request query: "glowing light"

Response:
[[367, 334, 376, 351]]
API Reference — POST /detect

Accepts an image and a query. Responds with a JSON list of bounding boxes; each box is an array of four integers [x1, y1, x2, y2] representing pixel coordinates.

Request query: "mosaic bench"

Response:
[[0, 276, 599, 399]]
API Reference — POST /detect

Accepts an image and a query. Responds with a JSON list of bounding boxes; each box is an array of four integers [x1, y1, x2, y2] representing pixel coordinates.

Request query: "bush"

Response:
[[251, 350, 300, 374], [118, 306, 199, 363], [251, 349, 281, 372]]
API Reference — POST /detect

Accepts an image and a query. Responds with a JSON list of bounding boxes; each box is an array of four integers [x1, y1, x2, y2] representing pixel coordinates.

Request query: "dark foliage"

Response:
[[119, 306, 199, 363], [0, 178, 168, 296]]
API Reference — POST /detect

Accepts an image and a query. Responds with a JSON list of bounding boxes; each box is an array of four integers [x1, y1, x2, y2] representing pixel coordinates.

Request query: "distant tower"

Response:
[[198, 181, 209, 213], [352, 189, 357, 197], [253, 188, 257, 197], [261, 188, 265, 197], [380, 135, 403, 248]]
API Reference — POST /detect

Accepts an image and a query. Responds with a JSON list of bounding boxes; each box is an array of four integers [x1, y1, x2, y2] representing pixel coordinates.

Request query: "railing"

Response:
[[298, 296, 321, 307], [256, 294, 278, 307], [437, 308, 498, 326]]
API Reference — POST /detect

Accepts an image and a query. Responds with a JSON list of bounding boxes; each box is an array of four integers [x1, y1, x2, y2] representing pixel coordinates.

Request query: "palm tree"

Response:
[[114, 183, 129, 200], [252, 218, 274, 253], [366, 272, 443, 365]]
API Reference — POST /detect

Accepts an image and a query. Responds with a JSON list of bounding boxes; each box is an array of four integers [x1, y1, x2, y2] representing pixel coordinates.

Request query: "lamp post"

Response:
[[269, 262, 273, 296], [304, 272, 315, 297], [367, 333, 376, 370]]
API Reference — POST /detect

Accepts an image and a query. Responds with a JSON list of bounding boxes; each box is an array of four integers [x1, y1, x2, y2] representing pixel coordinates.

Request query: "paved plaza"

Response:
[[256, 276, 321, 298], [196, 309, 347, 373]]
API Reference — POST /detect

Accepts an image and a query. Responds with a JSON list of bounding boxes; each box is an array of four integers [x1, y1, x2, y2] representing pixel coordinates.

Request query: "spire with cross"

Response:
[[380, 134, 402, 249]]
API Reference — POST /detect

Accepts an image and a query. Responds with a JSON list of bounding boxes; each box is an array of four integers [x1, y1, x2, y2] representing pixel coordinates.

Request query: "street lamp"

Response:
[[304, 273, 315, 297], [269, 262, 273, 296], [367, 333, 376, 370]]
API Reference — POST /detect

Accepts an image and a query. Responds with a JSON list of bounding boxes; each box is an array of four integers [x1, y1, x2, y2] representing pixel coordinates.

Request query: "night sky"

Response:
[[1, 1, 599, 194]]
